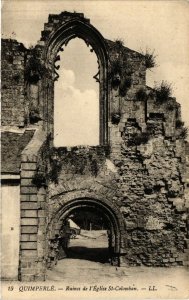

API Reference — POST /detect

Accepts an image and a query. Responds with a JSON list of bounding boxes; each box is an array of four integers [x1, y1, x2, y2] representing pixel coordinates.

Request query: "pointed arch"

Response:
[[43, 18, 109, 145]]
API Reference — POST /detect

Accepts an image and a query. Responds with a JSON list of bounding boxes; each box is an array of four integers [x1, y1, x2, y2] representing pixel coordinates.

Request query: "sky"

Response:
[[2, 0, 189, 144], [54, 38, 99, 146]]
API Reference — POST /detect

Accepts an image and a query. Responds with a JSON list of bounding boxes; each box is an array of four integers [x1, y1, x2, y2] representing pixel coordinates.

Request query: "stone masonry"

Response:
[[1, 12, 189, 281]]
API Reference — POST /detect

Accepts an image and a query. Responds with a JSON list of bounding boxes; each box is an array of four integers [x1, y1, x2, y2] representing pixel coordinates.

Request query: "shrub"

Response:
[[175, 120, 184, 129], [167, 101, 175, 111], [136, 88, 147, 101], [155, 81, 172, 103], [48, 158, 62, 184], [114, 39, 124, 50], [148, 89, 155, 99], [110, 59, 122, 77], [111, 113, 121, 125], [110, 57, 133, 96], [180, 127, 188, 139], [25, 47, 47, 84], [144, 49, 157, 69], [29, 107, 41, 124], [119, 77, 132, 96], [32, 172, 46, 188]]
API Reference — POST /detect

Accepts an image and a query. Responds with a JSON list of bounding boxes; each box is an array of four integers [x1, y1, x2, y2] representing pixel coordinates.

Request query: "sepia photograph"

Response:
[[1, 0, 189, 299]]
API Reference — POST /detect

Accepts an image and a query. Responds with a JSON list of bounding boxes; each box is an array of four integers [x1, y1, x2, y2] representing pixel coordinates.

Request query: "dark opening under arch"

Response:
[[47, 197, 123, 268]]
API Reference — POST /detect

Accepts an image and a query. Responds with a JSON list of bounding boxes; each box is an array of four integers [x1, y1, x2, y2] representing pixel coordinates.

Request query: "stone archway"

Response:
[[47, 195, 126, 268]]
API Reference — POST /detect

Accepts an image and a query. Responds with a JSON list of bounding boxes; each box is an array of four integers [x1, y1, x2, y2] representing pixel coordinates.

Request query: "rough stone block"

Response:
[[37, 194, 46, 202], [169, 258, 175, 262], [20, 195, 30, 202], [20, 234, 37, 242], [38, 209, 46, 217], [21, 186, 37, 194], [34, 275, 46, 281], [21, 218, 38, 226], [21, 210, 38, 218], [21, 162, 37, 170], [21, 170, 36, 178], [21, 202, 38, 209], [21, 250, 38, 257], [21, 178, 34, 186], [21, 154, 38, 163], [20, 274, 35, 281], [21, 242, 37, 250], [20, 234, 30, 242], [21, 226, 38, 234], [21, 268, 38, 275], [38, 217, 46, 225]]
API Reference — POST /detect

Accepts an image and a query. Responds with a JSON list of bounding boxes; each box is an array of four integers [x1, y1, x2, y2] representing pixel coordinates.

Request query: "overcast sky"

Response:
[[2, 0, 189, 144]]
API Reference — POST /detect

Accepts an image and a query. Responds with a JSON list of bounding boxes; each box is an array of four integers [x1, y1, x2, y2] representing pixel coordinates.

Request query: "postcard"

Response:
[[1, 1, 189, 299]]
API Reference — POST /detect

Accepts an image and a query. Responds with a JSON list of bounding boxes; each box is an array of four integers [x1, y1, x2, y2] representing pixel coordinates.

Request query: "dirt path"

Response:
[[2, 231, 189, 299], [46, 230, 189, 297]]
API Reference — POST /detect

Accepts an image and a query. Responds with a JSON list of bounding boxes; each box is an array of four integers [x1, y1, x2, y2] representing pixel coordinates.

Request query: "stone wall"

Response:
[[1, 40, 26, 126], [19, 129, 47, 281]]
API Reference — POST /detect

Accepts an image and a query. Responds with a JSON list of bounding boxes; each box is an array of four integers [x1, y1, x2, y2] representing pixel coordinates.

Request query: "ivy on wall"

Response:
[[25, 46, 47, 84], [32, 145, 110, 187]]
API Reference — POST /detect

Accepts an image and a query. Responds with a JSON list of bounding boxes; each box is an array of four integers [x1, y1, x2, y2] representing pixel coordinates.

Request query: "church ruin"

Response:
[[1, 12, 189, 281]]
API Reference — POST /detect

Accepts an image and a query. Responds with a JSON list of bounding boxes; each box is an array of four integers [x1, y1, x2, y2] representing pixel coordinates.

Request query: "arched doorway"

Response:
[[46, 198, 122, 270]]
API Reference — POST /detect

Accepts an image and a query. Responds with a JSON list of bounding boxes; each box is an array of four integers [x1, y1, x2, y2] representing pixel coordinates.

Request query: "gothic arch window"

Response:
[[54, 38, 99, 146], [44, 19, 109, 145]]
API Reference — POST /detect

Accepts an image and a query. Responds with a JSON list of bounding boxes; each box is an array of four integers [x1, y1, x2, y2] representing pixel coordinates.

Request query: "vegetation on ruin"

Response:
[[48, 157, 62, 185], [143, 49, 157, 69], [111, 112, 121, 125], [29, 107, 41, 124], [119, 77, 132, 97], [110, 57, 133, 97], [180, 127, 188, 139], [25, 47, 47, 84], [47, 147, 109, 184], [166, 101, 175, 111], [128, 131, 151, 146], [110, 59, 123, 79], [175, 120, 184, 129], [136, 87, 148, 101], [155, 81, 172, 103], [109, 38, 139, 98], [32, 171, 47, 188], [114, 38, 124, 50]]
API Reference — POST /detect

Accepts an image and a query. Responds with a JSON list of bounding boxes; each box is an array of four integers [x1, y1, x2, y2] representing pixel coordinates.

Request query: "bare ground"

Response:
[[2, 230, 189, 300]]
